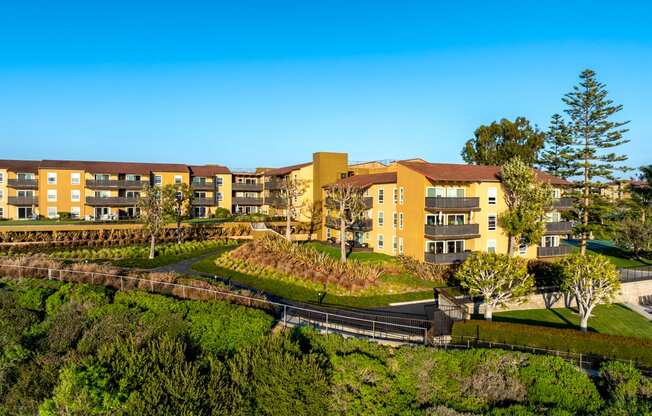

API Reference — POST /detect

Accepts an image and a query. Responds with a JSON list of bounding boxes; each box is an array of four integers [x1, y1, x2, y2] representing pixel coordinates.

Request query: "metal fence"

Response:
[[0, 263, 431, 345], [619, 265, 652, 283]]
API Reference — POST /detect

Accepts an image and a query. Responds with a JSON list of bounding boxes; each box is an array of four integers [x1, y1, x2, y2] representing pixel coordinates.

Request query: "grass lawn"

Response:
[[564, 239, 652, 268], [112, 245, 232, 269], [303, 241, 396, 264], [493, 304, 652, 339], [192, 252, 437, 308]]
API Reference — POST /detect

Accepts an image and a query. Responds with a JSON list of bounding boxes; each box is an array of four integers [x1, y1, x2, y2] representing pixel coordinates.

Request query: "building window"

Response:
[[377, 234, 384, 249], [488, 214, 497, 231], [393, 236, 397, 252], [399, 187, 404, 204], [174, 175, 183, 184], [398, 237, 404, 254], [393, 212, 397, 229], [393, 187, 398, 203], [47, 172, 57, 185], [154, 176, 162, 186], [216, 177, 223, 186], [378, 189, 384, 204], [71, 173, 81, 185], [399, 213, 404, 230], [447, 214, 465, 225], [0, 207, 3, 218], [216, 192, 223, 201], [70, 207, 81, 219], [47, 189, 57, 202], [519, 238, 528, 255], [0, 172, 4, 184], [0, 189, 3, 202], [71, 190, 81, 202], [47, 207, 58, 219], [488, 187, 497, 205], [378, 211, 384, 227], [487, 239, 497, 253]]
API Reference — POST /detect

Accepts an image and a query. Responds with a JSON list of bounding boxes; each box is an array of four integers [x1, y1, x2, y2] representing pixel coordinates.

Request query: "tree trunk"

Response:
[[484, 304, 493, 321], [149, 234, 156, 259], [580, 139, 590, 256], [176, 213, 182, 244], [579, 313, 589, 332], [340, 217, 347, 263], [285, 195, 292, 241], [507, 235, 515, 257]]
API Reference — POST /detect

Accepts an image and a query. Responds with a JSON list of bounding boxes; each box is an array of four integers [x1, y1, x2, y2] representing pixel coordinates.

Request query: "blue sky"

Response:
[[1, 1, 650, 170]]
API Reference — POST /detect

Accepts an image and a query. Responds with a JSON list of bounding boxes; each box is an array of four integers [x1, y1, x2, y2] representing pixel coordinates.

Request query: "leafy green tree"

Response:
[[457, 253, 534, 320], [539, 114, 575, 178], [162, 183, 193, 243], [561, 69, 630, 255], [461, 117, 545, 166], [138, 183, 166, 259], [613, 218, 652, 259], [631, 165, 652, 223], [498, 158, 553, 256], [559, 254, 620, 331]]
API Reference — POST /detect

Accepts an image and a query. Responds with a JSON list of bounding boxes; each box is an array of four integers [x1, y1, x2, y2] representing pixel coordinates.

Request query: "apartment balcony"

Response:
[[544, 221, 574, 235], [232, 182, 263, 192], [425, 197, 480, 211], [85, 196, 139, 206], [264, 179, 284, 190], [424, 251, 471, 264], [325, 216, 373, 232], [551, 197, 573, 210], [86, 180, 148, 190], [537, 245, 574, 257], [232, 197, 263, 206], [424, 223, 480, 239], [192, 197, 219, 206], [325, 196, 373, 209], [7, 179, 38, 189], [267, 196, 286, 207], [8, 196, 38, 206], [191, 182, 218, 191]]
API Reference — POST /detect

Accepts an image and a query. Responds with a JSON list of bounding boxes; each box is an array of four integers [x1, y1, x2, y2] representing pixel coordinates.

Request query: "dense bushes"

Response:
[[396, 255, 456, 283], [452, 320, 652, 367], [48, 239, 234, 261]]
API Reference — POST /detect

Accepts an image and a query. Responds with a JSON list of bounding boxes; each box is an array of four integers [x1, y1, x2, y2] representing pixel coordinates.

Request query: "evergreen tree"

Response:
[[562, 69, 630, 255], [539, 113, 574, 178], [631, 165, 652, 223], [461, 117, 545, 166]]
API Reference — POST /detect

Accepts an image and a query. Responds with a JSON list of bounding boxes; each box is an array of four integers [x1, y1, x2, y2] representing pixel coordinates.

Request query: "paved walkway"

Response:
[[626, 302, 652, 321]]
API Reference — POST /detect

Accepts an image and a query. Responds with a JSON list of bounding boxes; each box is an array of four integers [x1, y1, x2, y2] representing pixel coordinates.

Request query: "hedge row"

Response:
[[452, 320, 652, 367]]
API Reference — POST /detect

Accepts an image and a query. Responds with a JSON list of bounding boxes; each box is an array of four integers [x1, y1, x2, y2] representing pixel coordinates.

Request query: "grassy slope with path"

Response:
[[111, 244, 231, 269], [564, 239, 652, 268], [492, 304, 652, 339], [193, 242, 439, 308]]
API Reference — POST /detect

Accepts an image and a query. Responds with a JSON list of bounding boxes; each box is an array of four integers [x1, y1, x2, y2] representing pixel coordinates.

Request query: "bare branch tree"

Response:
[[279, 175, 309, 241], [162, 183, 193, 243], [325, 182, 367, 263], [138, 183, 166, 259]]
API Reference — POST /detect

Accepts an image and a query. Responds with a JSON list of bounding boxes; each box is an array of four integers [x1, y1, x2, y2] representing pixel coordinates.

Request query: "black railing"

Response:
[[86, 180, 148, 189], [232, 197, 263, 206], [424, 251, 470, 264], [191, 182, 218, 191], [619, 266, 652, 283], [537, 245, 574, 257], [544, 221, 574, 234], [7, 179, 38, 189], [85, 197, 139, 206], [425, 197, 480, 210], [325, 217, 373, 231], [191, 197, 219, 206], [551, 197, 573, 209], [7, 196, 38, 205], [424, 223, 480, 238], [264, 179, 284, 190], [232, 182, 263, 192]]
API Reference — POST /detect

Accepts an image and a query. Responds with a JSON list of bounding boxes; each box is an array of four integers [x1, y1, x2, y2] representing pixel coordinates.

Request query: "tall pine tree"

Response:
[[539, 113, 574, 178], [562, 69, 630, 255]]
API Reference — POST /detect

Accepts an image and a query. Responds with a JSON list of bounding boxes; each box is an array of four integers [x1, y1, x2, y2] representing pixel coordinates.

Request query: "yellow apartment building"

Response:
[[323, 160, 572, 264], [0, 160, 41, 220]]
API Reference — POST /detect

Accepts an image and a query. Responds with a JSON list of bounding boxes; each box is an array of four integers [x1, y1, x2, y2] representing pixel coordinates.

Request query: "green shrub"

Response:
[[452, 320, 652, 367]]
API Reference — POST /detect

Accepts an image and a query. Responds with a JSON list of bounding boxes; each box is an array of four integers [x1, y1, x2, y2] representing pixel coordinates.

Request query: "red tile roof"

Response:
[[263, 162, 312, 176], [189, 165, 231, 176], [0, 159, 41, 173], [332, 172, 397, 188], [399, 161, 570, 185], [40, 160, 190, 175]]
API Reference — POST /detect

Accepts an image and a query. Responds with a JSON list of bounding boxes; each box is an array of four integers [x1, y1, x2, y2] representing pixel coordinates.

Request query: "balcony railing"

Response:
[[86, 180, 148, 190], [8, 196, 38, 205], [537, 245, 574, 257], [551, 197, 573, 210], [232, 182, 263, 192], [264, 179, 284, 190], [191, 182, 218, 191], [192, 197, 219, 206], [325, 196, 373, 210], [85, 197, 139, 206], [232, 197, 263, 206], [425, 197, 480, 210], [325, 216, 372, 232], [424, 223, 480, 239], [425, 251, 471, 264], [544, 221, 574, 234], [7, 179, 38, 189]]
